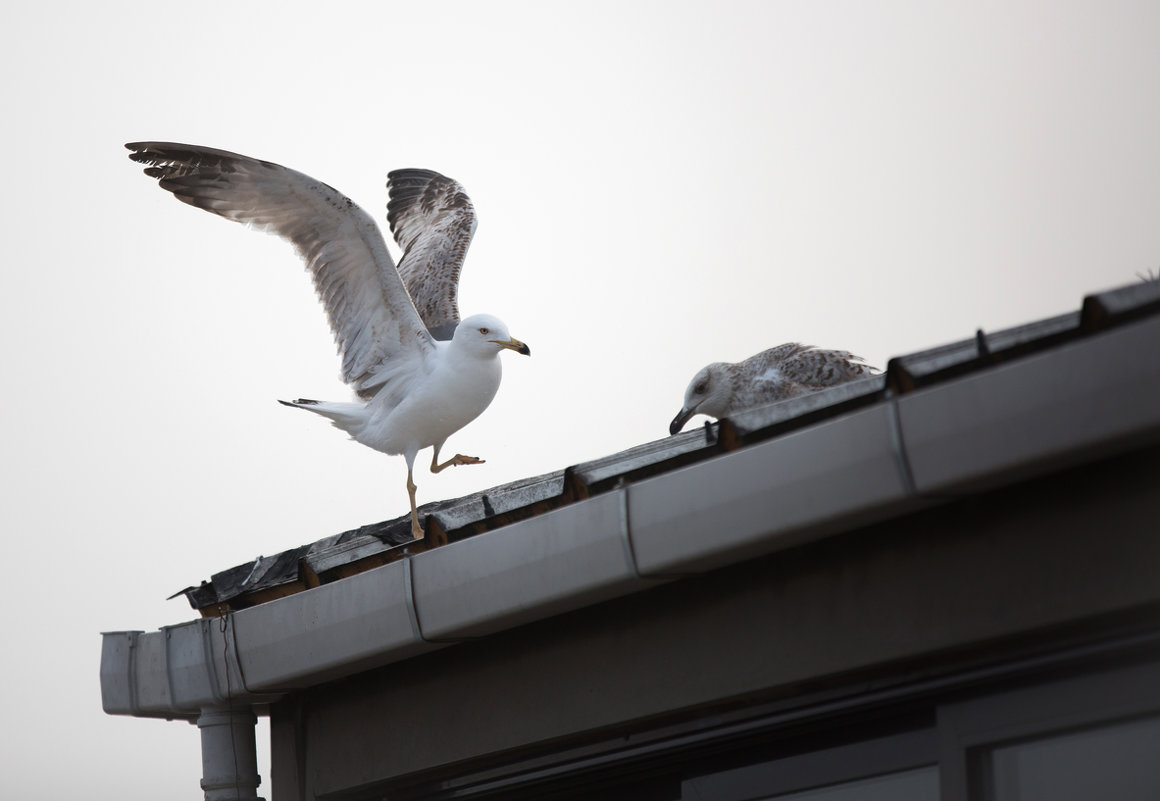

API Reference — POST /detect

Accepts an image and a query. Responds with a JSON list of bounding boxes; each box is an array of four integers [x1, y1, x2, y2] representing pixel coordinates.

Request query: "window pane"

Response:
[[761, 765, 938, 801], [989, 715, 1160, 801]]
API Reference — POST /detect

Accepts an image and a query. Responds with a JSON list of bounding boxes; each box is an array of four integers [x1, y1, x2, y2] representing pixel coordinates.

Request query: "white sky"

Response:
[[2, 1, 1158, 798]]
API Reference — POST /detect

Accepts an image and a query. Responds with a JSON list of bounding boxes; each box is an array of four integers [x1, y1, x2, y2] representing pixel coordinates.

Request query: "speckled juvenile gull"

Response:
[[127, 142, 530, 538], [670, 343, 877, 434]]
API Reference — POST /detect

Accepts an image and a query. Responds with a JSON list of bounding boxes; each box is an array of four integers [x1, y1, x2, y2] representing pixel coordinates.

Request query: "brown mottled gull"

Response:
[[126, 142, 530, 538], [670, 343, 877, 434]]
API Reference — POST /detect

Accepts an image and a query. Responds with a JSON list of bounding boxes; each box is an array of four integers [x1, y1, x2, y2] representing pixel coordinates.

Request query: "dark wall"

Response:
[[271, 446, 1160, 800]]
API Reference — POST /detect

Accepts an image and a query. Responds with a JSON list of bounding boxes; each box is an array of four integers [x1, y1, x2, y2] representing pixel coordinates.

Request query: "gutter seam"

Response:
[[402, 553, 424, 642], [616, 480, 642, 580], [199, 618, 228, 706], [222, 613, 254, 697], [885, 389, 918, 498], [403, 553, 477, 645], [164, 626, 179, 712], [127, 631, 141, 717]]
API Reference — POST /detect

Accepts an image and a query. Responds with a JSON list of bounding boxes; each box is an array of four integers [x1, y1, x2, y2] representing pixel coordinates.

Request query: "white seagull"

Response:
[[670, 343, 876, 434], [127, 142, 530, 538]]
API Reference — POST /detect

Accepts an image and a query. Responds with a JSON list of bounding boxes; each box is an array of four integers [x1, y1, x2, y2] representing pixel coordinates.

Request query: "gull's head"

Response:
[[669, 363, 731, 435], [455, 313, 531, 358]]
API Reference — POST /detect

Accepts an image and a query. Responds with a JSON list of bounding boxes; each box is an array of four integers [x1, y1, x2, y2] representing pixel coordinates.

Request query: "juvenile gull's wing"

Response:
[[386, 169, 477, 340], [731, 344, 876, 410], [126, 142, 434, 399], [779, 346, 877, 389]]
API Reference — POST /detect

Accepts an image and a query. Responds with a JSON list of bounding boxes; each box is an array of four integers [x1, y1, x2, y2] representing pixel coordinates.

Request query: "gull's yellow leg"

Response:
[[430, 452, 486, 474], [407, 468, 423, 539]]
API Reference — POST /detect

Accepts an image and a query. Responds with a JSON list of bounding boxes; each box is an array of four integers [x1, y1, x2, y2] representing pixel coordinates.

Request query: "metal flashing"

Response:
[[725, 373, 887, 439], [564, 427, 722, 498], [1081, 277, 1160, 330], [886, 312, 1081, 393], [898, 313, 1160, 495], [411, 492, 656, 641], [231, 558, 434, 691], [629, 403, 919, 576], [101, 279, 1160, 722]]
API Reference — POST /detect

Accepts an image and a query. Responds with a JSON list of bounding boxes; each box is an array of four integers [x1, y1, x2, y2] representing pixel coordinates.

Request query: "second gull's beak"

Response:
[[669, 406, 697, 436], [493, 336, 531, 356]]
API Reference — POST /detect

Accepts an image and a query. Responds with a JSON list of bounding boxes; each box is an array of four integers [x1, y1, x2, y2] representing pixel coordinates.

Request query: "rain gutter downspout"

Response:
[[198, 706, 262, 801]]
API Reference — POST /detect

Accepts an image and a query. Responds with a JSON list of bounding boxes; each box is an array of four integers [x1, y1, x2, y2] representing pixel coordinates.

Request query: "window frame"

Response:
[[680, 728, 938, 801], [936, 659, 1160, 801]]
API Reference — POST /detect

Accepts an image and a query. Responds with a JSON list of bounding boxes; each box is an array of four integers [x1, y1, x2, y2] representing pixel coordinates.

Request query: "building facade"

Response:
[[102, 281, 1160, 800]]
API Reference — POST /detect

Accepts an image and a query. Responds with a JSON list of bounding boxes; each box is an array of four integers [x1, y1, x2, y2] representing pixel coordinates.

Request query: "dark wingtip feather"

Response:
[[387, 168, 447, 184]]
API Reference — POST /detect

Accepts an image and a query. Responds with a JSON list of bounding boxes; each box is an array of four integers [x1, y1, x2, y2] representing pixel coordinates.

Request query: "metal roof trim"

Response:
[[724, 374, 888, 440], [1081, 278, 1160, 329], [411, 492, 660, 641], [629, 403, 922, 577], [231, 559, 436, 691], [564, 426, 722, 497], [900, 312, 1160, 495], [886, 312, 1081, 393], [100, 280, 1160, 718]]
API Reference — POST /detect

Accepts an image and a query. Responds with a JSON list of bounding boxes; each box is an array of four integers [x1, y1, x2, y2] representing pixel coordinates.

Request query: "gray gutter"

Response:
[[100, 311, 1160, 719]]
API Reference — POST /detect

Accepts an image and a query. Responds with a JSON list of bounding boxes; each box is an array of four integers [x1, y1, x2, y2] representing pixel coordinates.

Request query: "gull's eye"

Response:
[[479, 327, 490, 335], [694, 382, 707, 395]]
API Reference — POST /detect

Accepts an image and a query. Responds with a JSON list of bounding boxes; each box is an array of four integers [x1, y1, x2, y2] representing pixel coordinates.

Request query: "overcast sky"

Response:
[[2, 1, 1158, 798]]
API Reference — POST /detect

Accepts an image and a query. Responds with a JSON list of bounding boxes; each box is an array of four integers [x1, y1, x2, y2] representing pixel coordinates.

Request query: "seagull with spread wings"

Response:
[[127, 142, 530, 538]]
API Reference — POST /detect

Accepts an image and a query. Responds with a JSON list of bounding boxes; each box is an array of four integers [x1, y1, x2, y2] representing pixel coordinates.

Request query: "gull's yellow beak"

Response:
[[492, 336, 531, 356]]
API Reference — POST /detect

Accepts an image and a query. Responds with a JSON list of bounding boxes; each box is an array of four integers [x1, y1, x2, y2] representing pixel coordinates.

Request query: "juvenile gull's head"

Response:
[[669, 363, 732, 435]]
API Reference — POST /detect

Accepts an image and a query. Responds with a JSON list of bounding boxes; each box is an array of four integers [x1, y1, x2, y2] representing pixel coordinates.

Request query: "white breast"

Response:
[[358, 341, 502, 457]]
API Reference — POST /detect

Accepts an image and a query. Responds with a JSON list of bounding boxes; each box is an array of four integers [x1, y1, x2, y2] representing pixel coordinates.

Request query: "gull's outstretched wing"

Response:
[[386, 168, 477, 340], [126, 142, 434, 399]]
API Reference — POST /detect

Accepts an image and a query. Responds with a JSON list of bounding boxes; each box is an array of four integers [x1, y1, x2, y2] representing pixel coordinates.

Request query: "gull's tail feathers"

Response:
[[278, 398, 369, 437]]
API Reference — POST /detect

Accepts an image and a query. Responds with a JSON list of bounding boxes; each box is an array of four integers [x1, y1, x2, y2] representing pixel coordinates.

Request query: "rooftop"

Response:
[[175, 278, 1160, 617]]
